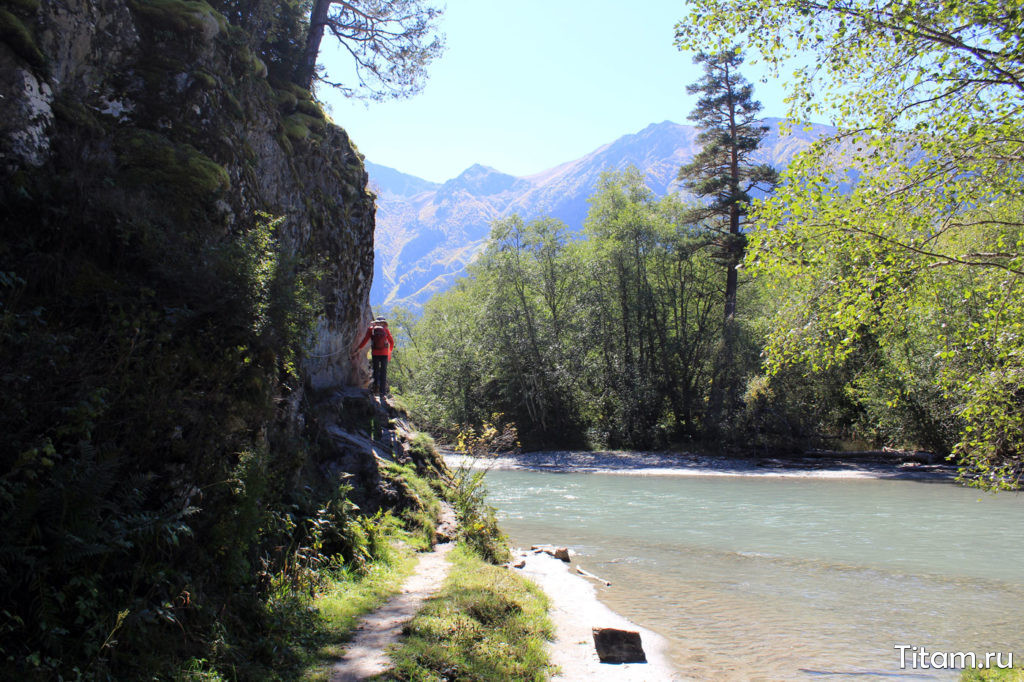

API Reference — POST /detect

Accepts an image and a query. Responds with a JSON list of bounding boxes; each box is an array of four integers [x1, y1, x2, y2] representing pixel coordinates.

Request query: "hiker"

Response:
[[355, 316, 395, 395]]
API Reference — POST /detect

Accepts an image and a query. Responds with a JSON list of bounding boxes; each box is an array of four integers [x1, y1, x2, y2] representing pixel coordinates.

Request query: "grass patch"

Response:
[[167, 504, 432, 680], [383, 544, 554, 681], [296, 464, 447, 679]]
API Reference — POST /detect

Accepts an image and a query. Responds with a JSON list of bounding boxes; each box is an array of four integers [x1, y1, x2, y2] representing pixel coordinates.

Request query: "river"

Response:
[[481, 463, 1024, 680]]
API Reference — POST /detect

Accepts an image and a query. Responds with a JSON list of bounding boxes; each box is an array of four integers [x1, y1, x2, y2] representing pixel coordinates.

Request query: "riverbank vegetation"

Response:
[[167, 441, 528, 681], [390, 0, 1024, 491]]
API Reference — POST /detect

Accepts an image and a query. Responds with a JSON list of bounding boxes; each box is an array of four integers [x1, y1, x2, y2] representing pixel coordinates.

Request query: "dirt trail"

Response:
[[329, 503, 457, 681]]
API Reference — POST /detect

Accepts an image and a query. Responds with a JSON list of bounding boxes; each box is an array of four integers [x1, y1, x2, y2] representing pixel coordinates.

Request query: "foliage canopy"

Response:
[[677, 0, 1024, 487]]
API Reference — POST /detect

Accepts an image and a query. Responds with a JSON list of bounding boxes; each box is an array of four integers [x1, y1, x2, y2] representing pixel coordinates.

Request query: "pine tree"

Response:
[[678, 48, 777, 421], [296, 0, 444, 100]]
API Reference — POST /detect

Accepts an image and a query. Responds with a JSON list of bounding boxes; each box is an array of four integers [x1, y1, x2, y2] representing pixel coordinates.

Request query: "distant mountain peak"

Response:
[[641, 120, 682, 132], [441, 163, 524, 196], [460, 162, 499, 175], [365, 160, 439, 198], [367, 119, 836, 309]]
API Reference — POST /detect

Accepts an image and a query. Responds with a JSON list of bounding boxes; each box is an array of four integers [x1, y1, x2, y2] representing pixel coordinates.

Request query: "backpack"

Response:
[[371, 324, 389, 351]]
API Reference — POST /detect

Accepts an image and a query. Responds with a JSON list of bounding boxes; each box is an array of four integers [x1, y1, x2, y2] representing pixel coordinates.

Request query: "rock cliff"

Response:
[[2, 0, 374, 388], [0, 0, 420, 676]]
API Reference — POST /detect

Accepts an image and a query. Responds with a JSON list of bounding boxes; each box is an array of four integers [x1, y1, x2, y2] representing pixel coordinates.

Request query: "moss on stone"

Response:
[[282, 114, 310, 141], [284, 82, 311, 100], [276, 132, 294, 155], [297, 113, 326, 133], [229, 43, 254, 75], [0, 7, 45, 67], [52, 95, 105, 134], [282, 113, 326, 143], [249, 53, 267, 79], [223, 90, 244, 119], [193, 69, 217, 89], [295, 98, 325, 120], [119, 128, 230, 200], [129, 0, 225, 37], [134, 51, 188, 85], [274, 89, 297, 112]]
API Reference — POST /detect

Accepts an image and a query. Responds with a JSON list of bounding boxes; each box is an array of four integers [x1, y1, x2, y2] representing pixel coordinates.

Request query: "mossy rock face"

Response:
[[230, 43, 266, 77], [134, 50, 188, 85], [118, 128, 230, 201], [223, 90, 244, 119], [295, 113, 326, 133], [129, 0, 225, 39], [276, 132, 294, 155], [0, 7, 45, 67], [284, 82, 313, 100]]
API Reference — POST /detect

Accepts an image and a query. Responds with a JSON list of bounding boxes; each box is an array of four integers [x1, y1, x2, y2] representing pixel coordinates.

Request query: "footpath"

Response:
[[329, 503, 457, 681]]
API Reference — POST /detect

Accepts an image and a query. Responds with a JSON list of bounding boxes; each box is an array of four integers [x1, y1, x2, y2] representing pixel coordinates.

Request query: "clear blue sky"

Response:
[[317, 0, 794, 183]]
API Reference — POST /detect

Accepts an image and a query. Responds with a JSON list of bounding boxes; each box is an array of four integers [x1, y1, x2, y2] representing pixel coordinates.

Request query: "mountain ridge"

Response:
[[368, 118, 835, 309]]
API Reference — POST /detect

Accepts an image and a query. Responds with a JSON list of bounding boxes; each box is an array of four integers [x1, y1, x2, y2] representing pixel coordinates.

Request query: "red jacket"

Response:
[[357, 324, 395, 359]]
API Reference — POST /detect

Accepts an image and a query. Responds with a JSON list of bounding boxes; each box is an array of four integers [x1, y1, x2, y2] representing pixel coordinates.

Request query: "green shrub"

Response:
[[443, 466, 510, 565]]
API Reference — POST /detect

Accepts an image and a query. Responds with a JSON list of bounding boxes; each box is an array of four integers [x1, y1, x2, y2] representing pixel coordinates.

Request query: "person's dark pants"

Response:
[[371, 355, 389, 394]]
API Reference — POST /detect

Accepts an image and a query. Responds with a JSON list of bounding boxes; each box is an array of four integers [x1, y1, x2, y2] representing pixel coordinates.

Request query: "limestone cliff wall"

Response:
[[0, 0, 372, 389]]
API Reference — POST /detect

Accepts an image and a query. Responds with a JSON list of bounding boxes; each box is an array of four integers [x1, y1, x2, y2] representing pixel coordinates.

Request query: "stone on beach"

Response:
[[592, 627, 647, 663], [531, 544, 571, 561]]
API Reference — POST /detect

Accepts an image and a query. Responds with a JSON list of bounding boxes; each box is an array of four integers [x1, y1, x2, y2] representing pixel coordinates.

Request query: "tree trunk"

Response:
[[296, 0, 331, 87], [723, 201, 740, 322], [709, 91, 743, 430]]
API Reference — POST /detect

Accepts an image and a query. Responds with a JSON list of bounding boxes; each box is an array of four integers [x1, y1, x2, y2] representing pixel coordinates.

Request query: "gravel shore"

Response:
[[512, 549, 678, 681], [445, 449, 956, 480]]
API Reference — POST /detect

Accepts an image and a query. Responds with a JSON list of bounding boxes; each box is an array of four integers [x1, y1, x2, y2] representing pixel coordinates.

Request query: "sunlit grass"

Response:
[[383, 544, 554, 681]]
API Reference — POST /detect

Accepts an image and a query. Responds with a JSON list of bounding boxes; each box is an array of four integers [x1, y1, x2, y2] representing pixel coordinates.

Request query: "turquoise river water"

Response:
[[484, 468, 1024, 680]]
